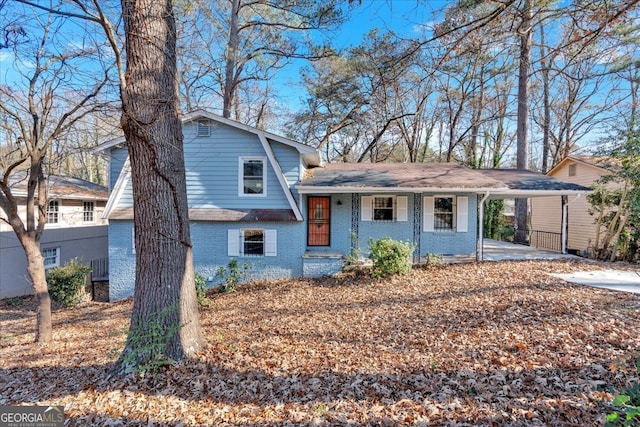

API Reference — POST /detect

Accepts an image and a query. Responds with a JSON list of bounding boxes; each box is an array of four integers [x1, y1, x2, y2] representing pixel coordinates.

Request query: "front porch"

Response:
[[301, 238, 579, 278]]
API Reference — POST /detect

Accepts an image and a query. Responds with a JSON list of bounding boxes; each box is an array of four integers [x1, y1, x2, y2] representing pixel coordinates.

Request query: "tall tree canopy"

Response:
[[176, 0, 348, 126]]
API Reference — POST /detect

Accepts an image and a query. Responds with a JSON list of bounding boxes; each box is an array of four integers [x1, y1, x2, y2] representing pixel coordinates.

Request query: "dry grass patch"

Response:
[[1, 259, 639, 426]]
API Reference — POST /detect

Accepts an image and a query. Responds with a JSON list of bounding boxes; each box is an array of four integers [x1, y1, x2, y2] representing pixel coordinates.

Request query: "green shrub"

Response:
[[368, 237, 414, 278], [123, 304, 183, 377], [606, 357, 640, 426], [47, 258, 92, 308], [606, 384, 640, 426], [424, 252, 444, 266], [343, 247, 362, 271], [216, 259, 249, 293]]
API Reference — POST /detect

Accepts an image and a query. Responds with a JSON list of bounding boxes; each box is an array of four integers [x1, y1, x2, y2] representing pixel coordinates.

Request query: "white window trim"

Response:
[[434, 195, 456, 232], [423, 195, 468, 233], [228, 229, 277, 257], [361, 195, 408, 222], [83, 200, 95, 224], [46, 200, 60, 226], [238, 156, 267, 197], [42, 247, 60, 269]]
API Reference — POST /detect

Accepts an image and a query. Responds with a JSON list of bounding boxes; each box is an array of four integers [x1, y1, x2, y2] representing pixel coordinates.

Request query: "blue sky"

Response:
[[274, 0, 448, 110], [332, 1, 442, 48]]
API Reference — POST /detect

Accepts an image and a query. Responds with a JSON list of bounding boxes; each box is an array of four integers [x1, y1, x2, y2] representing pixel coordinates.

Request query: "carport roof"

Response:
[[478, 168, 590, 198], [297, 163, 590, 197]]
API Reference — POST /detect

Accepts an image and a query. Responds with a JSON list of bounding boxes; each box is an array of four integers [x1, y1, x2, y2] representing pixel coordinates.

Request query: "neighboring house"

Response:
[[0, 174, 109, 299], [531, 155, 618, 256], [98, 111, 589, 301]]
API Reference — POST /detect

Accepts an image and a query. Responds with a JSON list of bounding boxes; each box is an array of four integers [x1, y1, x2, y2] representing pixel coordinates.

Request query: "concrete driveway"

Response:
[[482, 239, 578, 261], [481, 240, 640, 295], [551, 270, 640, 295]]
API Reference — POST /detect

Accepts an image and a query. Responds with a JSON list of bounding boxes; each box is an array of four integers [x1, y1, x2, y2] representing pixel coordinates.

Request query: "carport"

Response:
[[475, 169, 590, 261], [481, 238, 579, 261]]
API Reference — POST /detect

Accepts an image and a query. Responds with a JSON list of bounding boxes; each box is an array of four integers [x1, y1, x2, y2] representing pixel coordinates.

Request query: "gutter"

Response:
[[296, 185, 506, 194], [296, 186, 589, 197]]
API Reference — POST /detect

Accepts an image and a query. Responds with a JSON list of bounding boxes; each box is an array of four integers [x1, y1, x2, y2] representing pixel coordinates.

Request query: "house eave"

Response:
[[296, 186, 589, 198], [185, 110, 322, 167], [487, 189, 590, 199], [9, 191, 107, 201], [296, 186, 507, 194], [108, 207, 300, 222], [92, 110, 322, 167], [92, 136, 126, 153]]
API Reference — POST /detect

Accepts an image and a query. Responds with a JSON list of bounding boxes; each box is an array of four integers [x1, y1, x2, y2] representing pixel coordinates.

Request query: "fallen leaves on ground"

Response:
[[1, 259, 639, 426]]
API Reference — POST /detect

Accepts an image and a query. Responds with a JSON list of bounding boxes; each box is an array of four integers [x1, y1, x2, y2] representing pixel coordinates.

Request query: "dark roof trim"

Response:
[[109, 207, 299, 222]]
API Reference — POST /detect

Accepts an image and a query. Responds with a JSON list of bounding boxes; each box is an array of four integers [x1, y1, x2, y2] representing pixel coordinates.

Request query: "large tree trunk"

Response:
[[112, 0, 203, 375], [223, 0, 241, 118], [8, 217, 51, 343], [9, 161, 53, 343], [514, 0, 533, 244], [539, 25, 551, 174], [23, 238, 51, 342]]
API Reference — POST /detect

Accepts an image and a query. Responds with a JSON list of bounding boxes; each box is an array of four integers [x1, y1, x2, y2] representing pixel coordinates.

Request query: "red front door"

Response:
[[308, 197, 330, 246]]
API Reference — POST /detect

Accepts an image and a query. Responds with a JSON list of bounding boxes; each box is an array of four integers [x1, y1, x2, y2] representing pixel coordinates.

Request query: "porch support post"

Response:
[[477, 192, 490, 261], [351, 193, 359, 252], [561, 195, 568, 254]]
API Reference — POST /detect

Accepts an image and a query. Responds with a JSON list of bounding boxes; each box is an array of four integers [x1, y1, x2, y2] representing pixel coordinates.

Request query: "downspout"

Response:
[[477, 191, 491, 261]]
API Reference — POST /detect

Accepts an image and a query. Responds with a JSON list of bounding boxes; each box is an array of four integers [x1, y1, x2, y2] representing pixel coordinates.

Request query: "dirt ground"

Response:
[[1, 259, 639, 426]]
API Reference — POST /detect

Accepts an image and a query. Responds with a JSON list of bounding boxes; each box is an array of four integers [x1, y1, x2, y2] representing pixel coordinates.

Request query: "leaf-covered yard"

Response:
[[1, 259, 639, 426]]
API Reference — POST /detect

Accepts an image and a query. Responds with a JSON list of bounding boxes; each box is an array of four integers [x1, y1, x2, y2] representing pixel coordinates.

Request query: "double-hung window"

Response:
[[239, 157, 266, 196], [83, 201, 95, 223], [434, 197, 455, 230], [42, 247, 60, 269], [423, 196, 468, 233], [243, 229, 264, 256], [361, 195, 408, 222], [47, 200, 59, 224], [373, 196, 394, 221], [228, 229, 277, 257]]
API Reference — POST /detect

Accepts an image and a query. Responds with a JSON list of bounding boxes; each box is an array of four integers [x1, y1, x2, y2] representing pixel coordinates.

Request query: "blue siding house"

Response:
[[98, 111, 589, 301]]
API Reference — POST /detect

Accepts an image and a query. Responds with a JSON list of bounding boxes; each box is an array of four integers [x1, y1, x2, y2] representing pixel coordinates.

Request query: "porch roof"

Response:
[[297, 163, 590, 197]]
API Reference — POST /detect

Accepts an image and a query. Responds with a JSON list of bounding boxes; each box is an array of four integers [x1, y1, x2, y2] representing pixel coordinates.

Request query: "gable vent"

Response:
[[197, 120, 211, 137]]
